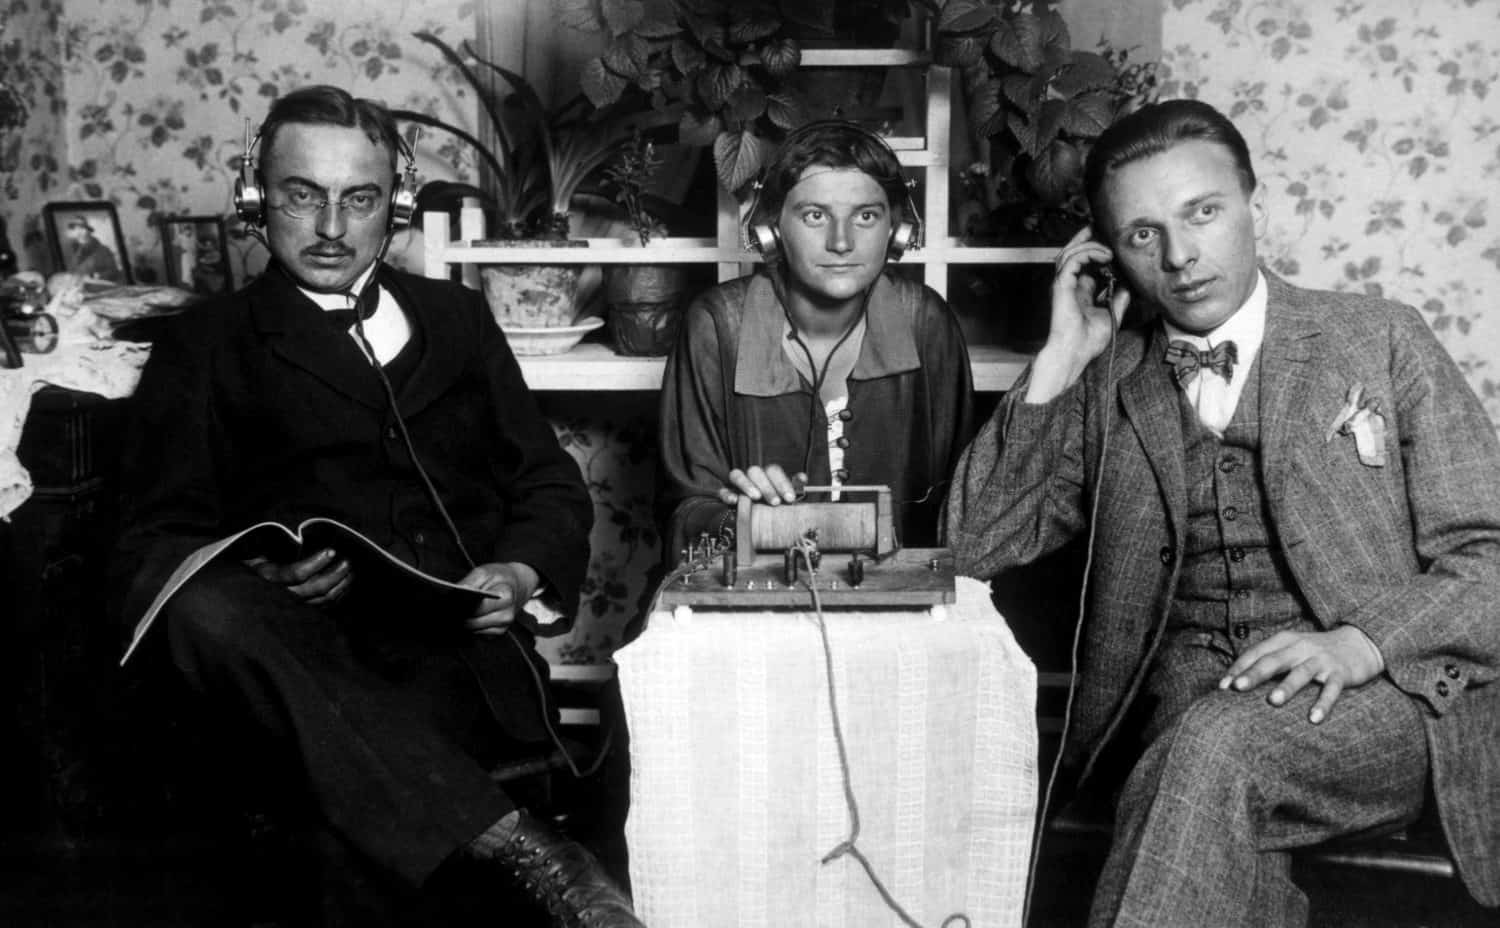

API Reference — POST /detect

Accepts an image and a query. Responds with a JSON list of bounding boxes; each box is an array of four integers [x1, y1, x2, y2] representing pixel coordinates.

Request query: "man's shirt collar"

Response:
[[297, 263, 378, 311], [1161, 269, 1268, 359]]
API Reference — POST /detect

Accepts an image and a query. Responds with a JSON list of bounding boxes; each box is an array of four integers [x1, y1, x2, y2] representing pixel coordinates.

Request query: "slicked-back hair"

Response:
[[258, 84, 403, 177], [749, 120, 908, 229], [1084, 99, 1256, 233]]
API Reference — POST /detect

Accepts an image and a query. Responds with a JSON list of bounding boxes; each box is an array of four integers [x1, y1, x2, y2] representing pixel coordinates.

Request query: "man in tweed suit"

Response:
[[946, 99, 1499, 925]]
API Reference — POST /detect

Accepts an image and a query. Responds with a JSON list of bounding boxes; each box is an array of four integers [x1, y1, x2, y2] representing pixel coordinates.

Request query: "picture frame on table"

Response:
[[0, 312, 20, 368], [42, 201, 132, 284], [160, 214, 232, 295]]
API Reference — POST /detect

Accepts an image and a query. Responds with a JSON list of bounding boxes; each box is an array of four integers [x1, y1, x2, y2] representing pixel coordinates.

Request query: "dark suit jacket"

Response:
[[110, 263, 593, 740], [947, 271, 1500, 905]]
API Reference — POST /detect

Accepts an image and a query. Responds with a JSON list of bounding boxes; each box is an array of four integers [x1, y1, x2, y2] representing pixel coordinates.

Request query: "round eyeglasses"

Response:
[[271, 188, 385, 221]]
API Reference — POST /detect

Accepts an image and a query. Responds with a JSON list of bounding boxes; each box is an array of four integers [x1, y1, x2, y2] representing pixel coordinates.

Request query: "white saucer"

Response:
[[500, 317, 604, 356]]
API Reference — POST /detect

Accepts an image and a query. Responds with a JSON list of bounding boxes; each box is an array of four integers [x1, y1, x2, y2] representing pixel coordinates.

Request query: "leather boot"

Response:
[[477, 809, 644, 928]]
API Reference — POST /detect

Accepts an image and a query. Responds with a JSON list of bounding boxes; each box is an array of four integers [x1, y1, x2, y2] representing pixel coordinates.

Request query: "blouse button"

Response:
[[838, 408, 853, 421], [835, 437, 850, 449]]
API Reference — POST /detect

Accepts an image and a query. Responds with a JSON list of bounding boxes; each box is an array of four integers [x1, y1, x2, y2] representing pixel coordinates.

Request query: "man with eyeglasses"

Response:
[[111, 85, 641, 926]]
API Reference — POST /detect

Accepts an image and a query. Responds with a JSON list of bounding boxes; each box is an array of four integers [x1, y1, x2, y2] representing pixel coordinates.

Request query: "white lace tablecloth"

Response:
[[618, 576, 1038, 928], [0, 341, 150, 519]]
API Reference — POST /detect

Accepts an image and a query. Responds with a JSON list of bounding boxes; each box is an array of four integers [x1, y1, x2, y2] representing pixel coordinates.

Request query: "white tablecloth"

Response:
[[618, 576, 1037, 928], [0, 341, 149, 519]]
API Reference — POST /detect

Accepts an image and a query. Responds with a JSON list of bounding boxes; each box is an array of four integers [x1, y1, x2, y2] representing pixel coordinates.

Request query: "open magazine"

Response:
[[120, 517, 500, 665]]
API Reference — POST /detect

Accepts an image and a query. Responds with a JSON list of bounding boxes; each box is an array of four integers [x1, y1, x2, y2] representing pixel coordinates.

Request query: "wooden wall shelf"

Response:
[[422, 48, 1048, 396], [514, 343, 1028, 393]]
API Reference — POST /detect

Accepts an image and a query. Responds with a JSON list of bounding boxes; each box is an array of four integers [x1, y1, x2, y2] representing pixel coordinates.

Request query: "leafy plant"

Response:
[[603, 130, 668, 245], [934, 0, 1157, 242], [392, 31, 654, 240], [569, 0, 836, 196]]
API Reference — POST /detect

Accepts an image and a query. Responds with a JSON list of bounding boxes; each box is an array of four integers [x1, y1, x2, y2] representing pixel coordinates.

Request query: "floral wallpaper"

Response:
[[1, 0, 67, 269], [1160, 0, 1500, 426], [47, 0, 483, 286]]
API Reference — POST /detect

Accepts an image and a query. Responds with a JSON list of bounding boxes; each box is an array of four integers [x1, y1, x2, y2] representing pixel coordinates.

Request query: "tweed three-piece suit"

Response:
[[947, 271, 1500, 922]]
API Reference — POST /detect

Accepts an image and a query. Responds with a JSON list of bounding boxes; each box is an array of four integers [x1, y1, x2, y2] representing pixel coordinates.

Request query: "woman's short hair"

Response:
[[749, 120, 909, 229], [1084, 99, 1256, 227], [258, 84, 404, 175]]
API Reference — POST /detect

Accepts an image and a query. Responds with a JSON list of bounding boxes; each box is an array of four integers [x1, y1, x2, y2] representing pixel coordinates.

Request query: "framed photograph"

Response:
[[42, 201, 132, 284], [160, 215, 232, 294]]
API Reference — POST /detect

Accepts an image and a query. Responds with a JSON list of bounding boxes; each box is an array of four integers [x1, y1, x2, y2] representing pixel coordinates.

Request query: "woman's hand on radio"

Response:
[[1026, 227, 1132, 404], [462, 561, 540, 636], [243, 548, 352, 606], [721, 464, 805, 506]]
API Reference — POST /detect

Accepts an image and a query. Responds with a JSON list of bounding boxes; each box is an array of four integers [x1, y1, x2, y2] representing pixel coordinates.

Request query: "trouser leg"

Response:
[[1089, 674, 1429, 928], [161, 561, 514, 888]]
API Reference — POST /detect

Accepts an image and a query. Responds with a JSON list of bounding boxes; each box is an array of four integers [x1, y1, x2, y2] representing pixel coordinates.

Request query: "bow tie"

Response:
[[323, 288, 378, 331], [1164, 338, 1238, 387]]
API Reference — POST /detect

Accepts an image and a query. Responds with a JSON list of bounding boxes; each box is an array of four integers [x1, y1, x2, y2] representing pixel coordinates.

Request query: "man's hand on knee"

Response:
[[1218, 625, 1386, 724], [243, 548, 352, 605]]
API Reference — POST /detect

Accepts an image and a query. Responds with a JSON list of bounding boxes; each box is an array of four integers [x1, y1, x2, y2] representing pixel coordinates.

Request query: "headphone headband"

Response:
[[233, 118, 418, 231], [742, 120, 923, 262]]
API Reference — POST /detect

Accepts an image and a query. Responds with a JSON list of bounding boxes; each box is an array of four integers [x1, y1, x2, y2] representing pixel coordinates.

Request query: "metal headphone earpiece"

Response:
[[888, 177, 921, 260], [740, 122, 924, 263], [232, 118, 265, 226], [230, 118, 418, 232]]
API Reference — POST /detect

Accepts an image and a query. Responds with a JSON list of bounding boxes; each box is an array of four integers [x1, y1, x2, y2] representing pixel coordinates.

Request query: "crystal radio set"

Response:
[[659, 485, 956, 608]]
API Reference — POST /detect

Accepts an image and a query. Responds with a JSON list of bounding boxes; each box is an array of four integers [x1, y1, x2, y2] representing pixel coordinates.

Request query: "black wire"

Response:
[[1020, 314, 1120, 928], [768, 268, 874, 480], [346, 291, 478, 572], [347, 272, 598, 781]]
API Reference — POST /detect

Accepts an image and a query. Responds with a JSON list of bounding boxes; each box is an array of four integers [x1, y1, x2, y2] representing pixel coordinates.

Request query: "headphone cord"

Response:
[[1020, 317, 1120, 927], [347, 294, 478, 573], [340, 230, 479, 572], [794, 542, 971, 928], [769, 268, 873, 479], [347, 269, 604, 782]]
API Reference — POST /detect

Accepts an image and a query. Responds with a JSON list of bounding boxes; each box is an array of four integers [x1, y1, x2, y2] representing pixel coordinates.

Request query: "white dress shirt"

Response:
[[1162, 271, 1268, 436], [298, 265, 411, 365]]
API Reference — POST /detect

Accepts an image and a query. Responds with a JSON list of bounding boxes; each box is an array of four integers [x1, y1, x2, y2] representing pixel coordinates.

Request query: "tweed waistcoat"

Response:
[[1170, 355, 1309, 644]]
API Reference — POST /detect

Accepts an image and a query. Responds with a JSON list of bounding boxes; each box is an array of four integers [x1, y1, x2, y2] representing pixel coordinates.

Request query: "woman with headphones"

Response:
[[658, 119, 976, 564]]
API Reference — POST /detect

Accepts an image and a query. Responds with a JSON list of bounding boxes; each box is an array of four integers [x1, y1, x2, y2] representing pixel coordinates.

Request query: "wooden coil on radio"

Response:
[[735, 485, 896, 567], [746, 501, 876, 552]]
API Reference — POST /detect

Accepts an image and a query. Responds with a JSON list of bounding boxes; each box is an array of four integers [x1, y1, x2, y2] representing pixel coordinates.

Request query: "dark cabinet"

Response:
[[2, 387, 128, 837]]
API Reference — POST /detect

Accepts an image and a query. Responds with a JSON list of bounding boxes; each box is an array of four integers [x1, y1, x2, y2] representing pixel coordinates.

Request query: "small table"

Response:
[[618, 576, 1037, 928]]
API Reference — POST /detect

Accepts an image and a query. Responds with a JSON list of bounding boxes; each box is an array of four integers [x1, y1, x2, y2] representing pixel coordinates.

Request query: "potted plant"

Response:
[[933, 0, 1157, 347], [392, 31, 655, 336], [574, 0, 829, 197], [600, 131, 690, 356], [934, 0, 1158, 243]]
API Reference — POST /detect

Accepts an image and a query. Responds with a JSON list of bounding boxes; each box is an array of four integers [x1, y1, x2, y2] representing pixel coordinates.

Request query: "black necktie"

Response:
[[324, 282, 378, 331], [1164, 339, 1237, 387]]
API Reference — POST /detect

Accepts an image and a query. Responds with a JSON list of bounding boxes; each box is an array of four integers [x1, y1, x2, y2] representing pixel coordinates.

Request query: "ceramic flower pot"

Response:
[[477, 239, 589, 330], [604, 264, 687, 356]]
